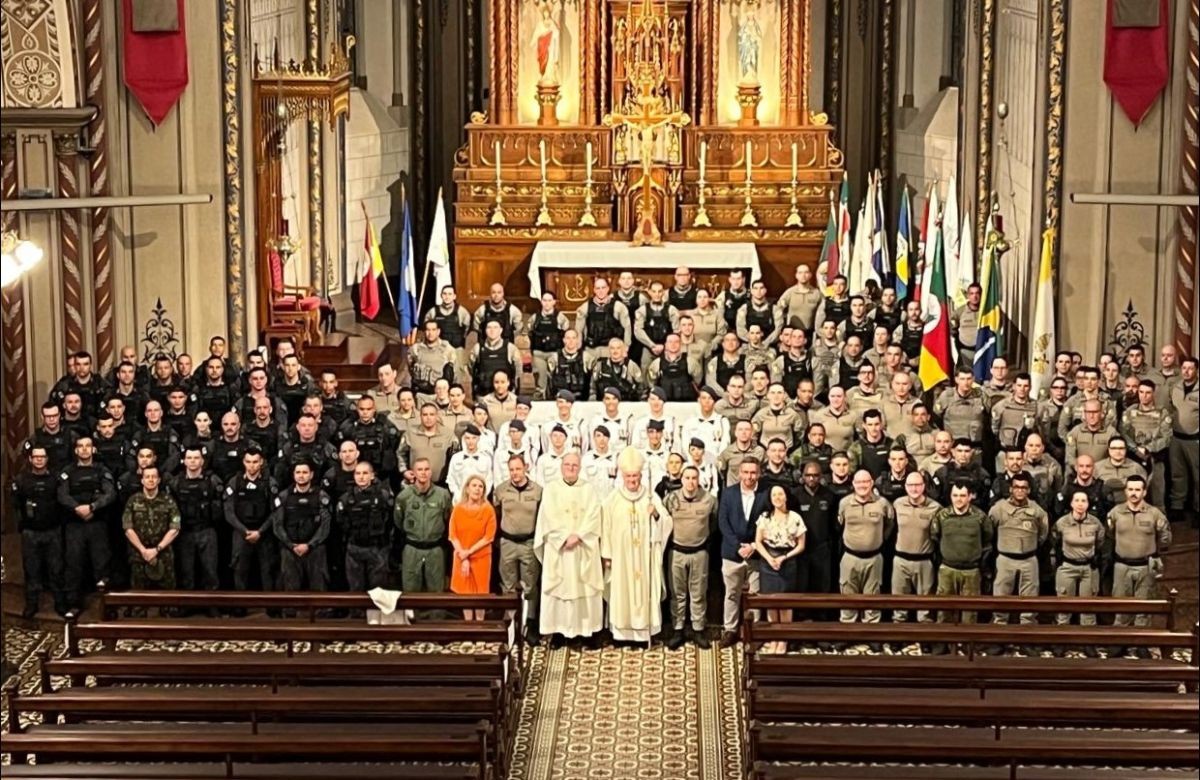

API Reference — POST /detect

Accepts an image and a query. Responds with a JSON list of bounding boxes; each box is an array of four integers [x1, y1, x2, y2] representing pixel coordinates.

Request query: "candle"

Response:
[[540, 139, 548, 180], [585, 141, 593, 181], [791, 142, 798, 180], [745, 140, 752, 180], [699, 140, 707, 180], [494, 140, 502, 180]]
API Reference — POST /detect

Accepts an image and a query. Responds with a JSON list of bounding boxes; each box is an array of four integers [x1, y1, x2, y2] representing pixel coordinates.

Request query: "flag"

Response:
[[849, 197, 872, 294], [1029, 228, 1057, 398], [871, 171, 890, 286], [918, 213, 953, 390], [956, 210, 977, 300], [913, 182, 939, 304], [833, 173, 852, 293], [425, 186, 454, 296], [818, 194, 839, 287], [894, 185, 913, 300], [397, 194, 418, 342], [972, 214, 1003, 382], [358, 206, 385, 321], [942, 177, 963, 307]]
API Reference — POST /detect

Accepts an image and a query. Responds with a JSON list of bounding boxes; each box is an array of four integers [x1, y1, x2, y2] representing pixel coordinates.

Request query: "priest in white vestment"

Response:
[[533, 452, 604, 639], [601, 447, 674, 644]]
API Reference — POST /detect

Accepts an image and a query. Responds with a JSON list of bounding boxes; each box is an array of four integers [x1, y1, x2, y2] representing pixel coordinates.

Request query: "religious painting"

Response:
[[517, 0, 582, 124], [716, 0, 781, 125]]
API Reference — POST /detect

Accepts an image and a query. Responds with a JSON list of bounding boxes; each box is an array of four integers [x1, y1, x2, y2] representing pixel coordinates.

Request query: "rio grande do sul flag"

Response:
[[918, 217, 953, 390]]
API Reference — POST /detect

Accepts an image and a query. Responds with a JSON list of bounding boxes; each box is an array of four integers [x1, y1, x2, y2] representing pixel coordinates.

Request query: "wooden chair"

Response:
[[267, 249, 323, 345]]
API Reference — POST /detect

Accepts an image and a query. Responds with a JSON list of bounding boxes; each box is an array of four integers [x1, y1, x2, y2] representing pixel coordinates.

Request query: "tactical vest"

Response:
[[93, 436, 126, 477], [15, 472, 59, 531], [474, 342, 514, 395], [433, 307, 467, 348], [348, 421, 387, 470], [780, 353, 813, 398], [659, 357, 696, 401], [549, 350, 589, 399], [62, 464, 107, 509], [584, 300, 622, 348], [856, 438, 892, 478], [173, 475, 219, 531], [280, 489, 323, 542], [715, 355, 746, 390], [245, 422, 280, 462], [744, 303, 775, 336], [340, 485, 391, 547], [283, 441, 330, 482], [230, 475, 272, 529], [900, 323, 923, 360], [164, 411, 194, 441], [529, 311, 565, 353], [721, 289, 750, 332], [837, 358, 860, 390], [843, 317, 875, 343], [875, 307, 901, 333], [822, 297, 851, 326], [595, 360, 638, 402], [195, 383, 235, 421], [321, 467, 358, 502], [29, 428, 73, 472], [211, 439, 248, 483], [478, 305, 514, 341], [668, 286, 698, 311], [136, 427, 176, 466]]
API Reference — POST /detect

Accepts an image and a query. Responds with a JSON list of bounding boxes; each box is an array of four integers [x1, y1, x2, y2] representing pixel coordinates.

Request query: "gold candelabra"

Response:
[[785, 180, 804, 227], [739, 140, 758, 227], [535, 138, 554, 226], [489, 140, 507, 225], [579, 141, 597, 227], [693, 140, 711, 227]]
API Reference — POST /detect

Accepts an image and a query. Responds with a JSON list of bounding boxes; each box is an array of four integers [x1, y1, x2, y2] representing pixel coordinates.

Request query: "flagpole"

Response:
[[360, 199, 399, 325], [411, 183, 434, 321]]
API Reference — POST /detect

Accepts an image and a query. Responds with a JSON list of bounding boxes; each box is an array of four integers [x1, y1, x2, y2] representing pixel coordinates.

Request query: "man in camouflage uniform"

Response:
[[122, 465, 182, 590], [1120, 379, 1173, 509], [930, 481, 994, 628], [395, 457, 454, 592]]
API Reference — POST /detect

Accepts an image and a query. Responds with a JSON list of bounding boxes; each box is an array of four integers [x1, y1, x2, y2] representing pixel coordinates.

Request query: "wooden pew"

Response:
[[747, 723, 1200, 776], [1, 766, 482, 780], [1, 722, 492, 779], [750, 764, 1200, 780], [746, 653, 1200, 693], [746, 683, 1200, 730]]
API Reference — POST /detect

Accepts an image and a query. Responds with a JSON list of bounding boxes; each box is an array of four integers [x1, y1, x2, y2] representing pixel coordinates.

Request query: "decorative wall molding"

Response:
[[82, 0, 115, 370], [0, 0, 77, 108], [140, 298, 181, 363], [53, 131, 84, 356], [1174, 0, 1199, 354], [975, 0, 996, 249], [0, 130, 28, 483], [826, 0, 842, 144], [1107, 299, 1147, 361], [1041, 0, 1066, 248], [221, 0, 247, 356]]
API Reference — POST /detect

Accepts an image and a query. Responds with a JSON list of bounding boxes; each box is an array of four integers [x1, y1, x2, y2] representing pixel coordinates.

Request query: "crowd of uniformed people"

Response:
[[11, 264, 1198, 653]]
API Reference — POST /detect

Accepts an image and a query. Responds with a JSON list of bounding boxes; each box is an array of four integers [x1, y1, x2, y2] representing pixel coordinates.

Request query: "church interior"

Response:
[[1, 0, 1198, 778]]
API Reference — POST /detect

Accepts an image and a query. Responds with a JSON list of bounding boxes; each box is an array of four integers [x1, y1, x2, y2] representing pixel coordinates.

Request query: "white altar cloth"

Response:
[[527, 241, 761, 299]]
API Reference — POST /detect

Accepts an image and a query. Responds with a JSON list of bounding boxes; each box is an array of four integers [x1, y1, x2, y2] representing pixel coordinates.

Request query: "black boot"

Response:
[[666, 630, 686, 651], [692, 628, 711, 649], [525, 622, 542, 647]]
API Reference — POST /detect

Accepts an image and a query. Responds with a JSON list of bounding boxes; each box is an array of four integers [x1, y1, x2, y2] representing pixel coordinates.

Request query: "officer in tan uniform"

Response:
[[836, 470, 896, 624], [891, 472, 941, 622], [933, 368, 988, 447], [492, 455, 544, 644], [1108, 475, 1171, 639], [988, 472, 1048, 625], [990, 373, 1038, 449], [1065, 400, 1120, 470], [408, 320, 457, 402], [662, 465, 717, 649], [1167, 357, 1198, 523], [1120, 379, 1173, 509]]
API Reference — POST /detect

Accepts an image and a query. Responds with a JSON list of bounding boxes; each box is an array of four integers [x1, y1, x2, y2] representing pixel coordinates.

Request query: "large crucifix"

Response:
[[603, 64, 690, 246]]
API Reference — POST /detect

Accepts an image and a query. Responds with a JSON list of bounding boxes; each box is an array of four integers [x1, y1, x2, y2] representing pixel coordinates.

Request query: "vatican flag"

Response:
[[1029, 228, 1057, 399]]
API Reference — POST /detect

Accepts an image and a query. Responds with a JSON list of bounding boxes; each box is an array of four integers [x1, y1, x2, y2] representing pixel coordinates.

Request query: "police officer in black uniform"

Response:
[[223, 447, 279, 590], [337, 461, 395, 590], [271, 354, 315, 425], [162, 386, 196, 441], [276, 414, 336, 486], [57, 435, 117, 613], [127, 400, 181, 474], [793, 461, 838, 597], [271, 461, 331, 592], [12, 446, 68, 617], [93, 414, 128, 480], [210, 411, 249, 484], [169, 446, 224, 592], [337, 395, 401, 484], [931, 438, 993, 508], [25, 402, 74, 473], [49, 350, 110, 416], [194, 356, 237, 422], [243, 395, 285, 469], [895, 300, 926, 368], [815, 275, 852, 328], [59, 391, 95, 440], [546, 329, 592, 401], [317, 370, 353, 428]]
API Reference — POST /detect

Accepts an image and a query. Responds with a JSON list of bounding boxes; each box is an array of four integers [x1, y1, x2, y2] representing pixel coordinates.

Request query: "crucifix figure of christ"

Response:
[[603, 65, 690, 247]]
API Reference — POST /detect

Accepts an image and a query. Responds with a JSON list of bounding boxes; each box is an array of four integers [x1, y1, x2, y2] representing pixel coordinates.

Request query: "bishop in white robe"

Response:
[[601, 447, 674, 644], [533, 452, 604, 639]]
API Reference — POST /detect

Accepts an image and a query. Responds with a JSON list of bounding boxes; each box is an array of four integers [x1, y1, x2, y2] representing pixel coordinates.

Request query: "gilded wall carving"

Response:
[[0, 0, 77, 108]]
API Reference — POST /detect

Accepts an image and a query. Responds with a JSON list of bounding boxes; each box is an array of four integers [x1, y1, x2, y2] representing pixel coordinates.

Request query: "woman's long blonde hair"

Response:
[[461, 474, 488, 503]]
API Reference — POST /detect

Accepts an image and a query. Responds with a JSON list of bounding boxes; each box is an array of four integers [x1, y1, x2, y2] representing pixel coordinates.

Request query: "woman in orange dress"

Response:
[[449, 474, 497, 620]]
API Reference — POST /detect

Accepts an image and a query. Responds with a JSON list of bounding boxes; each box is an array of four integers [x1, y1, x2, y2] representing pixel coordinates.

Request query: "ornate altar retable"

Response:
[[452, 0, 843, 311]]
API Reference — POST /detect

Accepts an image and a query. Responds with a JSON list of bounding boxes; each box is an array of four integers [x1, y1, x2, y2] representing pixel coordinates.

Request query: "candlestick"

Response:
[[790, 142, 798, 180], [740, 140, 757, 227], [693, 139, 711, 227], [579, 140, 597, 227], [785, 141, 803, 227], [535, 138, 553, 226], [489, 140, 506, 226]]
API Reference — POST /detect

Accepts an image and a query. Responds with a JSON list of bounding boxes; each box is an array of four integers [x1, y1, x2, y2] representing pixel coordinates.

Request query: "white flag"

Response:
[[1029, 228, 1057, 398], [956, 211, 975, 310], [942, 177, 962, 306], [849, 198, 872, 295], [425, 186, 454, 294]]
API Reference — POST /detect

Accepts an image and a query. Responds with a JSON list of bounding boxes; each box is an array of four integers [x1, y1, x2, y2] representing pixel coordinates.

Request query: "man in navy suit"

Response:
[[717, 456, 769, 647]]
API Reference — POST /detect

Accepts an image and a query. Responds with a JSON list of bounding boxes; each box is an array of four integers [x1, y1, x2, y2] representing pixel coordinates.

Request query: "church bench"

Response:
[[745, 653, 1200, 693], [98, 590, 522, 621], [747, 723, 1200, 772], [750, 764, 1200, 780], [745, 684, 1200, 730], [41, 649, 509, 690], [1, 722, 492, 779], [0, 766, 483, 780], [743, 593, 1181, 628], [745, 622, 1198, 654], [9, 683, 502, 725]]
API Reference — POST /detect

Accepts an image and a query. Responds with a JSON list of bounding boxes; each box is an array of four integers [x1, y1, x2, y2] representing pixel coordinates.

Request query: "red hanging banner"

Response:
[[1103, 0, 1169, 127], [121, 0, 189, 127]]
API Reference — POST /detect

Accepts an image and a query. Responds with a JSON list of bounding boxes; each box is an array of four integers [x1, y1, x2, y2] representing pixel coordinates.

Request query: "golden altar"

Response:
[[452, 0, 843, 310]]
